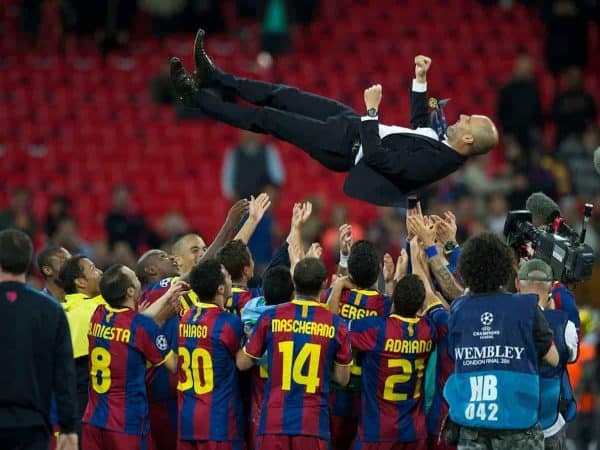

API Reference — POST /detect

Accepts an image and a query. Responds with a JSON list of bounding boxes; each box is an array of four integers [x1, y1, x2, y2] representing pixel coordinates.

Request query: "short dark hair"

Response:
[[0, 229, 33, 275], [348, 240, 380, 288], [393, 274, 426, 317], [36, 246, 63, 277], [458, 232, 514, 294], [135, 249, 161, 287], [58, 255, 86, 294], [293, 258, 327, 298], [216, 240, 251, 281], [99, 265, 133, 307], [189, 259, 225, 300], [263, 266, 294, 305]]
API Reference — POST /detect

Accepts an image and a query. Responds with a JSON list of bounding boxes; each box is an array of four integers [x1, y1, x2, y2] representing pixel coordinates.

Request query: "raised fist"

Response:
[[364, 84, 383, 111], [414, 55, 432, 81]]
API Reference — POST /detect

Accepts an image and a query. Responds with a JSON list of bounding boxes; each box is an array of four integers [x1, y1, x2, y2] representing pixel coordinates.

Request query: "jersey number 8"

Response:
[[90, 347, 112, 394]]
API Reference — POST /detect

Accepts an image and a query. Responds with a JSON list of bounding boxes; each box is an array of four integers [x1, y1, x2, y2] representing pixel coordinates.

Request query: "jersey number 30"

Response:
[[178, 347, 214, 394]]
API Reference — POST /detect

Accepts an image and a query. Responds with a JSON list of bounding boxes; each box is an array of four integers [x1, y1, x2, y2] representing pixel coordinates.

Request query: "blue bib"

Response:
[[444, 293, 540, 430]]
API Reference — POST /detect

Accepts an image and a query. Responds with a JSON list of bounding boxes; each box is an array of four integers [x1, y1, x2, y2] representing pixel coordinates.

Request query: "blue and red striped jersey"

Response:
[[225, 285, 263, 315], [350, 314, 436, 443], [424, 302, 452, 438], [83, 305, 171, 435], [140, 277, 198, 406], [244, 299, 352, 439], [177, 302, 245, 442], [325, 288, 393, 419], [323, 288, 393, 321]]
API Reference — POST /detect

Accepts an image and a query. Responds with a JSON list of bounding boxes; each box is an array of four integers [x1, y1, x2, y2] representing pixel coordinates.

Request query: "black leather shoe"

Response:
[[170, 57, 197, 108], [194, 28, 220, 87]]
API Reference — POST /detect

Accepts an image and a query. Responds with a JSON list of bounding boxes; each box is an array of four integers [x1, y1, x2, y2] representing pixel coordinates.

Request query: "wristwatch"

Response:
[[366, 107, 378, 118], [444, 241, 459, 254]]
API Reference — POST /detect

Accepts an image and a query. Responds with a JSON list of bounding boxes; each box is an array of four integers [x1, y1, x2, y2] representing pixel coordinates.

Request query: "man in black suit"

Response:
[[171, 29, 499, 206]]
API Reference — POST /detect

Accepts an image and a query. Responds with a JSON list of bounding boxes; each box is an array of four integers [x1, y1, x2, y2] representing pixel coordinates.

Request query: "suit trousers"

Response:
[[198, 72, 361, 172]]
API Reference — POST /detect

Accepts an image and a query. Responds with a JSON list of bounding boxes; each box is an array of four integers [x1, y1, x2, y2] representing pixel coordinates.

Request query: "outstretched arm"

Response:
[[234, 193, 272, 244], [410, 55, 431, 129], [200, 199, 249, 262]]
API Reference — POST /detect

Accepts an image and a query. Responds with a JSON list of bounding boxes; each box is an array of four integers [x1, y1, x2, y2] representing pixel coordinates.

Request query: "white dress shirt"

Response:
[[355, 80, 450, 165]]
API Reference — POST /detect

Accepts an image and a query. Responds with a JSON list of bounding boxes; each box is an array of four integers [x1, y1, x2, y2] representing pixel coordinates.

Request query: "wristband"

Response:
[[339, 253, 349, 269], [425, 245, 438, 258]]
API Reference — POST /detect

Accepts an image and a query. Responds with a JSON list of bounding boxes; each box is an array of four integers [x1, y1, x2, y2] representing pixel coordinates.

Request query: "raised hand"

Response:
[[395, 248, 409, 282], [306, 242, 323, 259], [291, 201, 313, 229], [383, 253, 395, 283], [288, 241, 304, 273], [248, 193, 272, 223], [409, 236, 430, 284], [364, 84, 383, 111], [414, 55, 432, 82], [406, 200, 423, 239], [338, 224, 353, 257], [226, 199, 249, 228], [432, 211, 457, 244], [164, 280, 191, 316], [407, 215, 436, 248]]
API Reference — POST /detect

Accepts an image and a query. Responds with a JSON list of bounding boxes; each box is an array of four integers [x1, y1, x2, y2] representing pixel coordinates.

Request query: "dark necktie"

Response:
[[429, 98, 450, 141]]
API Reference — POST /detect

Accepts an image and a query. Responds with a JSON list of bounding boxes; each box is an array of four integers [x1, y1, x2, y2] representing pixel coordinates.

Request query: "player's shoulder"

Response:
[[425, 301, 448, 316], [132, 310, 160, 332], [25, 285, 62, 309], [219, 308, 243, 327], [348, 316, 388, 333]]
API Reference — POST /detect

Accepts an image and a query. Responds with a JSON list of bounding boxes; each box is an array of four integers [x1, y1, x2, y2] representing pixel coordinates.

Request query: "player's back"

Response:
[[177, 302, 244, 442], [225, 285, 263, 315], [248, 299, 351, 439], [327, 288, 392, 449], [83, 305, 169, 435], [337, 288, 392, 321], [351, 314, 436, 443]]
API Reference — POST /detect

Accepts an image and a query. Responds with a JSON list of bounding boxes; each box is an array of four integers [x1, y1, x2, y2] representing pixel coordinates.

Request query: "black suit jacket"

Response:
[[343, 89, 466, 206]]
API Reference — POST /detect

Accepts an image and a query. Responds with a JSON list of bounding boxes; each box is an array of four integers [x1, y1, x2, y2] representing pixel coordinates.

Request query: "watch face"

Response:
[[367, 108, 377, 117], [445, 242, 457, 252]]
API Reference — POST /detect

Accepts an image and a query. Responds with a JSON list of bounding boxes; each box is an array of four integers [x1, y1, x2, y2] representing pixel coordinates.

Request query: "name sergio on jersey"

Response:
[[272, 319, 335, 338], [339, 303, 379, 320], [88, 323, 131, 343]]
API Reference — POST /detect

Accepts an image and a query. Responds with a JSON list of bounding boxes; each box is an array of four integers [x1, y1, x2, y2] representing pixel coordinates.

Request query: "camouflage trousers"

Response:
[[544, 427, 566, 450], [457, 425, 544, 450]]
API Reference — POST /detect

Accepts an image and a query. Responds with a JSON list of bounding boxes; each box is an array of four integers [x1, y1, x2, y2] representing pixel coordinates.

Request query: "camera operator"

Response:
[[516, 259, 578, 450], [444, 233, 559, 450]]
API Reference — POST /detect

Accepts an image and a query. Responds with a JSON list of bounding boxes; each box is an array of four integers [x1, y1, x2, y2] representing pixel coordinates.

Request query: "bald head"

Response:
[[135, 249, 179, 286], [171, 233, 207, 274], [470, 115, 499, 156], [446, 114, 499, 156]]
